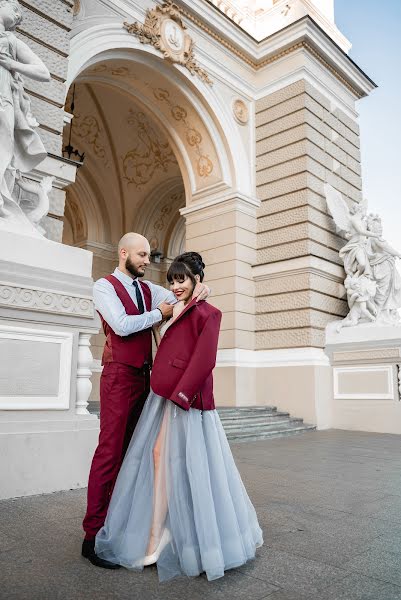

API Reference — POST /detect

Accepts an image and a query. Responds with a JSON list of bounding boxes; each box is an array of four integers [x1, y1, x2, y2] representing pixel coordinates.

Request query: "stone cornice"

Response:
[[72, 3, 376, 100], [178, 5, 376, 98], [181, 191, 260, 221]]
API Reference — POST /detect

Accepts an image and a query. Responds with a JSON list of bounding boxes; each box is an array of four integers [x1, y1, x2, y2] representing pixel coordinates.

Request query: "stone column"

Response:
[[182, 193, 258, 406]]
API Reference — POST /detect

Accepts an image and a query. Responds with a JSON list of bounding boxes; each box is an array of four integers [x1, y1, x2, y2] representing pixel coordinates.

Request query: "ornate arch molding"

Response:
[[65, 170, 112, 245], [67, 28, 249, 198], [133, 177, 185, 257], [167, 214, 186, 260], [64, 187, 88, 246]]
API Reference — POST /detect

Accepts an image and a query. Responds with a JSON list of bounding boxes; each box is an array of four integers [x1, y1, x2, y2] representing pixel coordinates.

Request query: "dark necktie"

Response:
[[133, 280, 145, 314]]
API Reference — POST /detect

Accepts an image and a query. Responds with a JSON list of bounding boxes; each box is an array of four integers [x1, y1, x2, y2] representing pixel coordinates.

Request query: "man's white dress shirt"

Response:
[[93, 268, 176, 336]]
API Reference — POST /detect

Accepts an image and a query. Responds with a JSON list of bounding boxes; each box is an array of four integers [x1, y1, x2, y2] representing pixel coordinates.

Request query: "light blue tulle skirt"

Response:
[[95, 391, 263, 582]]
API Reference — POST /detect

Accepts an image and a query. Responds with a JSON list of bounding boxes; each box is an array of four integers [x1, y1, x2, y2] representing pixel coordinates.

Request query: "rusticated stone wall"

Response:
[[15, 0, 75, 240], [255, 80, 362, 349]]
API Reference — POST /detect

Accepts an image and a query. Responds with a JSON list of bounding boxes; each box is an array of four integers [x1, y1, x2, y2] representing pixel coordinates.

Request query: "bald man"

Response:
[[82, 233, 209, 568]]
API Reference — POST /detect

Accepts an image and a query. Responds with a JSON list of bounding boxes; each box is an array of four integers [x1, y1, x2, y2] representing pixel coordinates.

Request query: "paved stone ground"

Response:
[[1, 430, 401, 600]]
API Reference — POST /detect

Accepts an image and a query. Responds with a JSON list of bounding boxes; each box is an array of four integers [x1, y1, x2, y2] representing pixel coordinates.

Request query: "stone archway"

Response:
[[64, 36, 260, 406]]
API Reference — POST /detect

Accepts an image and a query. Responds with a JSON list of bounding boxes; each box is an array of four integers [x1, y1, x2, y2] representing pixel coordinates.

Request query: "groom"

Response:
[[82, 232, 209, 569]]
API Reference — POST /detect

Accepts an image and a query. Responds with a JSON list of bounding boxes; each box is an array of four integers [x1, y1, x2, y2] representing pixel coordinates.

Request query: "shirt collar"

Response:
[[114, 267, 136, 287]]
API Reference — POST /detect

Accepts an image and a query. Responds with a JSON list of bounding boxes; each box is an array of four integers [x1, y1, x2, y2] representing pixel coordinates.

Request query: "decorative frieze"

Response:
[[0, 283, 94, 318]]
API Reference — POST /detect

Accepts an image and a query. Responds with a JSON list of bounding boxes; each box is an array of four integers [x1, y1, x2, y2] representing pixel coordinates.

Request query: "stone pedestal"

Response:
[[325, 322, 401, 434], [0, 231, 100, 499]]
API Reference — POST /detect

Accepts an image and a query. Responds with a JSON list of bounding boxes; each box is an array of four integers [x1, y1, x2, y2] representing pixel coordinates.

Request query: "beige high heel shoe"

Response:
[[143, 529, 172, 566]]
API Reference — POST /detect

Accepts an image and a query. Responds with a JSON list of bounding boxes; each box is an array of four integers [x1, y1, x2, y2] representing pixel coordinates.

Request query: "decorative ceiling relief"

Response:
[[65, 84, 109, 166], [80, 60, 222, 191], [123, 1, 213, 85], [73, 114, 108, 164], [145, 186, 185, 254], [153, 88, 214, 179], [122, 110, 176, 188], [88, 64, 130, 77]]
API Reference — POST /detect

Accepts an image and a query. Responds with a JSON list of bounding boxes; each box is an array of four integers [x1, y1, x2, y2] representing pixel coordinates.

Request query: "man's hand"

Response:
[[192, 282, 211, 302], [158, 301, 174, 320]]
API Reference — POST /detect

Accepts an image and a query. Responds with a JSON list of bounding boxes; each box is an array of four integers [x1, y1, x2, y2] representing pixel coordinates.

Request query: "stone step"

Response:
[[221, 415, 296, 429], [219, 410, 289, 420], [218, 410, 281, 420], [217, 406, 277, 416], [226, 424, 317, 443]]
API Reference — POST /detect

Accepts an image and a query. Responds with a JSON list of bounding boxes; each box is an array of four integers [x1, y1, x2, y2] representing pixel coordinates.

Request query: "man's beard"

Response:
[[125, 257, 144, 278]]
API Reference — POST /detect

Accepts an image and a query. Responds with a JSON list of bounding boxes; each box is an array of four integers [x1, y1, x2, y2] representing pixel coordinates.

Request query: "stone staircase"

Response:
[[216, 406, 316, 443], [88, 402, 315, 442]]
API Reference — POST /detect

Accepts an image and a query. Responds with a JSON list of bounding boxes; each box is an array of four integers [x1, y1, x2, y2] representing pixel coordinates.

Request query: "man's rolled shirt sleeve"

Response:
[[93, 278, 162, 336]]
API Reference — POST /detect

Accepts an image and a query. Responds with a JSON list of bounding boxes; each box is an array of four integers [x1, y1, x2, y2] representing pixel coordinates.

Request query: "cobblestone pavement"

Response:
[[1, 430, 401, 600]]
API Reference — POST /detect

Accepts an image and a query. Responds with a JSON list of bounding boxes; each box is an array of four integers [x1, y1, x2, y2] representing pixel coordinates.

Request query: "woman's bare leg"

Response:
[[146, 406, 169, 556]]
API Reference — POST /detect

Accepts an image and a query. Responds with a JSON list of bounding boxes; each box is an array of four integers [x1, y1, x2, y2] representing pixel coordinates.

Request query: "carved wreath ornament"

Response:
[[123, 1, 213, 85]]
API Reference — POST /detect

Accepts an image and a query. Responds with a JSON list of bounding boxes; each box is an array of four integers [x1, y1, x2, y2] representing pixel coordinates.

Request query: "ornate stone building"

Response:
[[0, 0, 399, 499]]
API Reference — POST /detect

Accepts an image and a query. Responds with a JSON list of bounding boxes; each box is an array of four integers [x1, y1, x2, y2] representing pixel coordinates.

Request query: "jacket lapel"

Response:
[[167, 297, 200, 330]]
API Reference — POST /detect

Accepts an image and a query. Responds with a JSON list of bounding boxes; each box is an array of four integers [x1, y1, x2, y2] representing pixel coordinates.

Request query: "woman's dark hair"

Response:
[[167, 251, 205, 286]]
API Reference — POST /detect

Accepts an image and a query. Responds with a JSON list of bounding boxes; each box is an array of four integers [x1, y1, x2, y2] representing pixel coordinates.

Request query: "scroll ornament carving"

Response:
[[0, 283, 94, 318], [88, 64, 130, 78], [148, 189, 185, 251], [324, 184, 401, 331], [0, 0, 53, 237], [122, 110, 176, 188], [73, 113, 107, 164], [123, 0, 213, 85], [84, 64, 214, 180], [153, 88, 213, 178]]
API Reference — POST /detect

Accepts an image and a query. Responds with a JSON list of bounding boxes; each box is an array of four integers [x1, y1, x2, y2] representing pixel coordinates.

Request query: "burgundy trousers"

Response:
[[83, 362, 150, 539]]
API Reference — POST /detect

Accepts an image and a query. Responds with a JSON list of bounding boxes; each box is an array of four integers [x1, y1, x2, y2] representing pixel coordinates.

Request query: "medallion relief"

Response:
[[232, 98, 249, 125], [123, 1, 212, 85]]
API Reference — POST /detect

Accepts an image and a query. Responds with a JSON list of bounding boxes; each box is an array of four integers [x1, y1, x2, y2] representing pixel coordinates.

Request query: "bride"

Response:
[[95, 251, 263, 582]]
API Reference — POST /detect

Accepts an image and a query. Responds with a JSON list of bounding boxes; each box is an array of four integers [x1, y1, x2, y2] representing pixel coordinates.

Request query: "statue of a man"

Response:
[[0, 0, 50, 218]]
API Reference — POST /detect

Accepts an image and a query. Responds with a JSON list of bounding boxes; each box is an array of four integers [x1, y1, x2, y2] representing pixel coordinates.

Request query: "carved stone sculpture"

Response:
[[324, 183, 401, 330], [366, 213, 401, 323], [0, 0, 52, 236], [124, 0, 213, 85]]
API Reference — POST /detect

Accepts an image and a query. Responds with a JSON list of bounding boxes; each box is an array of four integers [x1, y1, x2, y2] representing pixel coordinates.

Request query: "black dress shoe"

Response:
[[82, 539, 121, 570]]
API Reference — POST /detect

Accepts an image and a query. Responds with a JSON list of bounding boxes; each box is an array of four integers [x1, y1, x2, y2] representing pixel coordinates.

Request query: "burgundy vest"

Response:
[[99, 275, 152, 369]]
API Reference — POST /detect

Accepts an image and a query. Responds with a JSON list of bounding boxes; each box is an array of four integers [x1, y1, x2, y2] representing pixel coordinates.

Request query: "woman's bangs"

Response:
[[167, 261, 189, 284]]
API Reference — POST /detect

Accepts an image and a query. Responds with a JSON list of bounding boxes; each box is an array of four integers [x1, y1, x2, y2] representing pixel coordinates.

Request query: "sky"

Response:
[[335, 0, 401, 252]]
